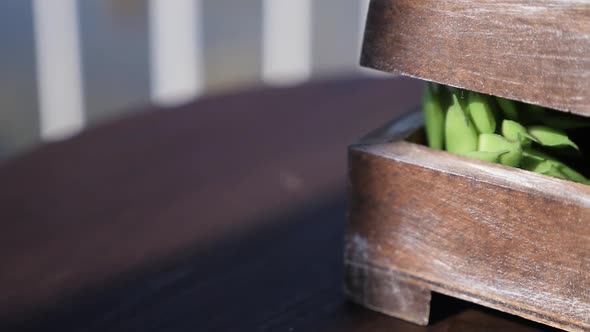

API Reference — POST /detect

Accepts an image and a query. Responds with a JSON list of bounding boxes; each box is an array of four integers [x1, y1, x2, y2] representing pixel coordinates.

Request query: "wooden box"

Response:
[[344, 1, 590, 331]]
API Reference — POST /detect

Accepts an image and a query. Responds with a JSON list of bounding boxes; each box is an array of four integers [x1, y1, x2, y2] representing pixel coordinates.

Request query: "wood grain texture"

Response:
[[345, 255, 432, 325], [0, 78, 565, 331], [346, 111, 590, 331], [361, 0, 590, 116], [0, 77, 423, 322], [6, 195, 560, 332]]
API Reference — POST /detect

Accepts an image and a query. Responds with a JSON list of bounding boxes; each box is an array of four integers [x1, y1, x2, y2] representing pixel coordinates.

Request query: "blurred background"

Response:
[[0, 0, 380, 160]]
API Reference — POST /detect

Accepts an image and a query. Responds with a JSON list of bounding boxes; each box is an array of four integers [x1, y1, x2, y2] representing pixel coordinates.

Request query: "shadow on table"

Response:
[[4, 194, 346, 331], [4, 193, 559, 332]]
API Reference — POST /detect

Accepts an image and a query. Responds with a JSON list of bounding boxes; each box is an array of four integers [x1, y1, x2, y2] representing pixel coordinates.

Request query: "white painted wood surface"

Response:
[[148, 0, 203, 106], [262, 0, 312, 85], [3, 1, 375, 157], [32, 0, 85, 140]]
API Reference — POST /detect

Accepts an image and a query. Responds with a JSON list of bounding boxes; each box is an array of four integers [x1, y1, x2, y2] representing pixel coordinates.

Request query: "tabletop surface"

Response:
[[0, 78, 557, 331]]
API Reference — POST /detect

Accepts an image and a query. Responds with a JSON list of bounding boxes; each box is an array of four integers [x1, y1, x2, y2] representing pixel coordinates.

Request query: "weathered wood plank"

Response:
[[345, 111, 590, 331], [361, 0, 590, 116], [344, 252, 432, 325]]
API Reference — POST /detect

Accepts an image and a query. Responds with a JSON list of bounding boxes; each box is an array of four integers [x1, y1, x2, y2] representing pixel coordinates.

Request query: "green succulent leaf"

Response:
[[467, 92, 496, 134], [445, 93, 478, 154], [527, 126, 579, 150], [422, 82, 446, 150], [496, 97, 519, 121], [478, 133, 523, 167]]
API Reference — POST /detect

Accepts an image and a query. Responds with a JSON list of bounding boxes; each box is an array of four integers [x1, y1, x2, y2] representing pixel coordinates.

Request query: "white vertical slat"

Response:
[[32, 0, 85, 140], [262, 0, 312, 85], [148, 0, 203, 106]]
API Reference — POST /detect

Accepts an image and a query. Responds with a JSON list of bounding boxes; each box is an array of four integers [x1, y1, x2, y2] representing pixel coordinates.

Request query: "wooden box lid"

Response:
[[361, 0, 590, 117]]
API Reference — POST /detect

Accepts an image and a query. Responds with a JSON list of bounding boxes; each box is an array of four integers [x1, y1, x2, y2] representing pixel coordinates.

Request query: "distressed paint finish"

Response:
[[345, 111, 590, 331], [361, 0, 590, 116], [344, 253, 432, 326], [344, 233, 433, 325]]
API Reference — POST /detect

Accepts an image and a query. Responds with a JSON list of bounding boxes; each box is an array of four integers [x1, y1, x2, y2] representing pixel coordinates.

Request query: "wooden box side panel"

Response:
[[344, 261, 432, 325], [347, 142, 590, 331], [361, 0, 590, 116]]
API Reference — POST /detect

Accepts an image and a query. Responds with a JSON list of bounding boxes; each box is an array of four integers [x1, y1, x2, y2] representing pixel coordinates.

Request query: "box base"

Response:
[[345, 111, 590, 332]]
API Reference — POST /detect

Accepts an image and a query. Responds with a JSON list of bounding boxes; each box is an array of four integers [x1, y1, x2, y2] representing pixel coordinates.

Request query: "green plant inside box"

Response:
[[423, 82, 590, 185]]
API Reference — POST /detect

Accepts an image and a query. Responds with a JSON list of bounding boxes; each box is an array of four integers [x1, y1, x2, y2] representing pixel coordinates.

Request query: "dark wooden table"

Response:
[[0, 78, 557, 331]]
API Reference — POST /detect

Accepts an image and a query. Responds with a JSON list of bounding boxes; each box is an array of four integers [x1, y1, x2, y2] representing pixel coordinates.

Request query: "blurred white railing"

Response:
[[30, 0, 373, 141], [32, 0, 85, 140], [262, 0, 312, 85], [148, 0, 203, 106]]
